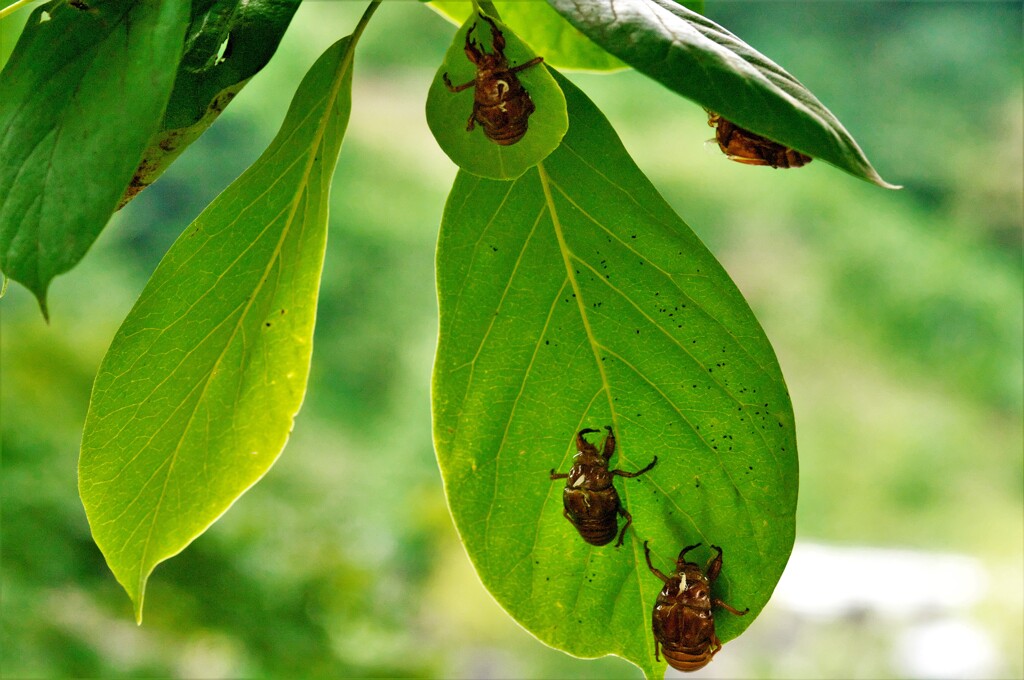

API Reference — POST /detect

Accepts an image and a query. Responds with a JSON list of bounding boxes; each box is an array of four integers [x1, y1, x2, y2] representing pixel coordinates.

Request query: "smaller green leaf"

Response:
[[0, 0, 188, 314], [547, 0, 899, 189], [118, 0, 302, 209], [79, 32, 359, 623], [426, 11, 568, 180], [428, 1, 625, 71]]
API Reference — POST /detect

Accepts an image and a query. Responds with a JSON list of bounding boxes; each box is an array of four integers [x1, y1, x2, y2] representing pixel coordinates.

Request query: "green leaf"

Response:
[[118, 0, 302, 209], [0, 0, 189, 315], [425, 10, 568, 180], [428, 1, 625, 71], [433, 70, 797, 678], [79, 34, 358, 623], [547, 0, 899, 189]]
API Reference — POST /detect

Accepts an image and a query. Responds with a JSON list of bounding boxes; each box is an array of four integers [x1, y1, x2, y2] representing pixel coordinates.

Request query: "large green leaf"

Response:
[[426, 10, 568, 180], [433, 71, 797, 678], [118, 0, 301, 209], [79, 33, 358, 623], [428, 1, 625, 71], [0, 0, 188, 315], [547, 0, 898, 189]]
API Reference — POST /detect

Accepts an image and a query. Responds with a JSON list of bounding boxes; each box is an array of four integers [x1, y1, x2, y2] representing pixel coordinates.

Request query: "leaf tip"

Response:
[[132, 589, 146, 625], [0, 271, 49, 320], [854, 160, 901, 190], [34, 289, 50, 323], [869, 172, 902, 191]]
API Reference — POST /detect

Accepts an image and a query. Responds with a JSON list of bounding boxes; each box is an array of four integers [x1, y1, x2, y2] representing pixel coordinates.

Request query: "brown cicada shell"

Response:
[[707, 111, 811, 169], [644, 541, 748, 672], [549, 426, 657, 547], [442, 14, 544, 146]]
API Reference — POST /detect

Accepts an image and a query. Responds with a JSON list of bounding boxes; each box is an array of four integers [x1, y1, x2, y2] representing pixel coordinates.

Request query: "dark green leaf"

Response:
[[118, 0, 301, 209], [547, 0, 898, 188], [426, 11, 568, 180], [79, 34, 357, 623], [433, 71, 797, 679], [0, 0, 189, 315], [429, 1, 625, 71]]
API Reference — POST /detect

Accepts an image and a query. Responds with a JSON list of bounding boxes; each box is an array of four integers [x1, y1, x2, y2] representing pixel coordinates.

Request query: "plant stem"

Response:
[[336, 0, 381, 80], [352, 0, 382, 45], [0, 0, 35, 21]]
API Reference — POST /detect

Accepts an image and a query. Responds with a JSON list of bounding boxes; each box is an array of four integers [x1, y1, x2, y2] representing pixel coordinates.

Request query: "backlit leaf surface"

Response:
[[547, 0, 898, 188], [79, 35, 356, 622], [433, 71, 797, 678]]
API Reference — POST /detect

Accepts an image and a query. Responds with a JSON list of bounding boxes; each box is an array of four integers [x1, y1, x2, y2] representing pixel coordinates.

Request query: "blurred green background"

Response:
[[2, 1, 1021, 678]]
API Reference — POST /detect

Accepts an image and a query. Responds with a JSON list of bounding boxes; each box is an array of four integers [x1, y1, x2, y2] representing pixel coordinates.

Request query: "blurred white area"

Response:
[[895, 617, 999, 680], [774, 542, 988, 619], [673, 541, 1009, 680]]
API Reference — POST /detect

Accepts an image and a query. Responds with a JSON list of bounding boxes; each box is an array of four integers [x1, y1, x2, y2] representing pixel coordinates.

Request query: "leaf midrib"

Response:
[[130, 39, 356, 609], [537, 159, 659, 670]]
